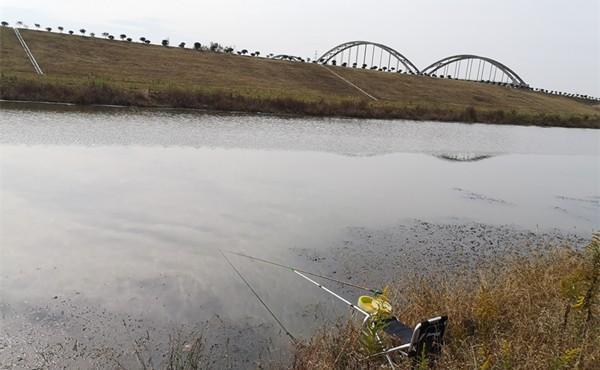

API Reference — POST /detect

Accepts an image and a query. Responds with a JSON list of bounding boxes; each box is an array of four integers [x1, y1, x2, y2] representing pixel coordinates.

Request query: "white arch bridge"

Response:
[[318, 41, 420, 74], [311, 41, 529, 87], [421, 55, 527, 86]]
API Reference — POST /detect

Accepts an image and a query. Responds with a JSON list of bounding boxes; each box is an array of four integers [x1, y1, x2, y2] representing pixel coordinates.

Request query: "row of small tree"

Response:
[[1, 20, 265, 57], [421, 71, 598, 100], [2, 20, 100, 38], [328, 59, 413, 74], [157, 39, 251, 54]]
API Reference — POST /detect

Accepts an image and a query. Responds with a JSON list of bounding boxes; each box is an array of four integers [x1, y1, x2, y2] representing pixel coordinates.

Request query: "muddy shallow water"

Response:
[[0, 103, 598, 368]]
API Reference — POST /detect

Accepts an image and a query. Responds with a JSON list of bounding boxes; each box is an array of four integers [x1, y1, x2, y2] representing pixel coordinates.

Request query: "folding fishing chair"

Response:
[[371, 315, 448, 361]]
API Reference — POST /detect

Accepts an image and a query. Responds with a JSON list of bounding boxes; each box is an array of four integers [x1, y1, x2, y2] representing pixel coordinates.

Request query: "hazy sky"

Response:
[[1, 0, 598, 96]]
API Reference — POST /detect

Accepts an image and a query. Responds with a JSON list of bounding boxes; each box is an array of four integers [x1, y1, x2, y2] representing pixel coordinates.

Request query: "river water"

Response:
[[0, 103, 598, 368]]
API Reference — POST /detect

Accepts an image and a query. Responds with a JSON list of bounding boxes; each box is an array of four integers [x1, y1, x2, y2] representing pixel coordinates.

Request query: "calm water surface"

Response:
[[0, 104, 598, 367]]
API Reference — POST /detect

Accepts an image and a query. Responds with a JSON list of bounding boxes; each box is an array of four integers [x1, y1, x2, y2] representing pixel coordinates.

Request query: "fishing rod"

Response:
[[292, 269, 369, 317], [219, 250, 369, 344], [219, 249, 298, 344], [223, 250, 383, 295], [219, 249, 395, 368]]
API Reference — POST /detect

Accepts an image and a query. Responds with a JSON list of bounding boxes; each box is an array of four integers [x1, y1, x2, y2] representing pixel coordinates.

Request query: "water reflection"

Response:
[[434, 153, 495, 162]]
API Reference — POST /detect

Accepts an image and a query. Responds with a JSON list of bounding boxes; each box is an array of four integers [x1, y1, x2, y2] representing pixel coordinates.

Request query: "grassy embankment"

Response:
[[291, 236, 599, 370], [1, 27, 599, 127]]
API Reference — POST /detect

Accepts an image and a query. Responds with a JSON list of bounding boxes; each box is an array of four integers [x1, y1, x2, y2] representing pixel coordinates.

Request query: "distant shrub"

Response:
[[463, 106, 478, 122], [210, 42, 224, 52]]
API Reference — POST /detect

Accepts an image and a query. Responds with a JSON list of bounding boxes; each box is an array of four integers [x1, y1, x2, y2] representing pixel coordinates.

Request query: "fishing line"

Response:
[[219, 249, 298, 344], [223, 250, 381, 294]]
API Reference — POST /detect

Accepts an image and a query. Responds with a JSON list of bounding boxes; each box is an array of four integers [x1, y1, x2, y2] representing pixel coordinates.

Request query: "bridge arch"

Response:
[[421, 55, 528, 87], [317, 41, 420, 74]]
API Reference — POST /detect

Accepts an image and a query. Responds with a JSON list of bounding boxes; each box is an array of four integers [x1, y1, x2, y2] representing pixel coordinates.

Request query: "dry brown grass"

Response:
[[293, 238, 600, 370], [332, 67, 600, 117], [1, 27, 599, 127], [0, 26, 33, 74], [0, 28, 357, 102]]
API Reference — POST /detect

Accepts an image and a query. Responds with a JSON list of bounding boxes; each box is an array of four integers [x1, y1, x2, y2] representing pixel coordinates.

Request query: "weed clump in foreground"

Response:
[[293, 236, 599, 369]]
